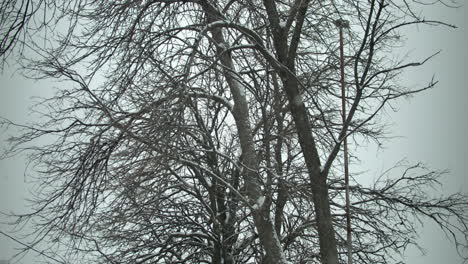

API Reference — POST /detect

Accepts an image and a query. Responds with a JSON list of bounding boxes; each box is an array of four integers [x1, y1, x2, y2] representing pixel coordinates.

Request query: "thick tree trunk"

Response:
[[282, 76, 339, 264], [218, 43, 287, 264], [259, 0, 340, 261], [201, 7, 287, 264]]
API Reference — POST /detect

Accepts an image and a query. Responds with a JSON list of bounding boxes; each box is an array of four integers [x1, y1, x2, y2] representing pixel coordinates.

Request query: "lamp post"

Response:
[[335, 18, 352, 264]]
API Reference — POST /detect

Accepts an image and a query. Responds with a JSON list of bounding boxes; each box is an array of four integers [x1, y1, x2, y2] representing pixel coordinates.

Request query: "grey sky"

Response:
[[1, 2, 467, 264], [355, 3, 468, 263]]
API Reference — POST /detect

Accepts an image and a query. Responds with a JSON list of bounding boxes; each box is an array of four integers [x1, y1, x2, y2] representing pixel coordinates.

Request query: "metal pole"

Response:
[[335, 19, 352, 264]]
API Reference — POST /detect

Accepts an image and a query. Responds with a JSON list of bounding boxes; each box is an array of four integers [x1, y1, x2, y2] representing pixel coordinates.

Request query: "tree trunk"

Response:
[[202, 6, 288, 264], [282, 75, 339, 264], [260, 0, 340, 260]]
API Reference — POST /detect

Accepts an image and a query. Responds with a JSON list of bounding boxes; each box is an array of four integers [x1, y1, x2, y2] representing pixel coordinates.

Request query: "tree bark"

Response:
[[260, 0, 340, 262], [201, 4, 288, 264], [281, 75, 339, 264]]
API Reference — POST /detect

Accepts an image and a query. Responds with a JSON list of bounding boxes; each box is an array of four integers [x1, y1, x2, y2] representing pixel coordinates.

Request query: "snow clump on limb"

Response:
[[252, 196, 265, 210]]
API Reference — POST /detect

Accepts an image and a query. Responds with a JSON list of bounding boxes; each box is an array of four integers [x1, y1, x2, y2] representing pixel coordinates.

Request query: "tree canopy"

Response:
[[1, 0, 467, 264]]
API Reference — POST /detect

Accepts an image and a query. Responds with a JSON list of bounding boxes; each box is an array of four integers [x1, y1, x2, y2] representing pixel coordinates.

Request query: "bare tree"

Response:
[[0, 0, 32, 58], [1, 0, 467, 264]]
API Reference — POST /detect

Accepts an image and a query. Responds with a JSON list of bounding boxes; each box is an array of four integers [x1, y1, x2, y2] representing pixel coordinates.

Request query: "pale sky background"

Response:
[[0, 3, 467, 264]]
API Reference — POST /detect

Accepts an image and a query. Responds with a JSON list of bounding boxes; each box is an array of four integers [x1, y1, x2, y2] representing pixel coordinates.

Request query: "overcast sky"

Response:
[[1, 2, 467, 264]]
